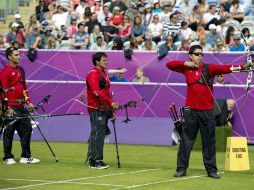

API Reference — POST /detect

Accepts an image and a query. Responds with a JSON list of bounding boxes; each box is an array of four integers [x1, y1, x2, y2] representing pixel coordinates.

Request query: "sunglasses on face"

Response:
[[191, 52, 203, 57]]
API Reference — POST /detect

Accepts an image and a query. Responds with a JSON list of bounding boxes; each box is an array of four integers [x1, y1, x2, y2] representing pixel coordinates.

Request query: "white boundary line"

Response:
[[0, 178, 124, 187], [0, 168, 161, 190], [26, 80, 253, 88], [111, 172, 225, 190]]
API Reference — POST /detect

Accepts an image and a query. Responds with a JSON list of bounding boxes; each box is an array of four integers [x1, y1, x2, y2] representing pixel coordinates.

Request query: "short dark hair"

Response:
[[96, 36, 103, 41], [78, 23, 85, 28], [6, 47, 19, 60], [92, 52, 107, 66], [189, 45, 202, 54]]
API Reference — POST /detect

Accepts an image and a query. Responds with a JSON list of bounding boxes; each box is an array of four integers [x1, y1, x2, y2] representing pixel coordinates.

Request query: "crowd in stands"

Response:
[[1, 0, 254, 52]]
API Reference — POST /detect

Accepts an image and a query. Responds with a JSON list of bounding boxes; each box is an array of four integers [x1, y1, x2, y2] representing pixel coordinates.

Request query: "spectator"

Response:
[[90, 36, 107, 50], [52, 5, 72, 30], [111, 37, 123, 50], [125, 4, 142, 24], [206, 24, 221, 48], [188, 5, 203, 31], [180, 21, 192, 42], [143, 3, 153, 28], [26, 25, 43, 49], [110, 68, 128, 82], [203, 5, 219, 30], [71, 23, 89, 49], [131, 16, 146, 44], [242, 27, 254, 46], [71, 0, 80, 10], [198, 0, 208, 13], [199, 35, 212, 51], [118, 15, 131, 43], [129, 37, 142, 50], [76, 0, 87, 19], [178, 39, 190, 51], [6, 23, 26, 48], [98, 5, 113, 26], [68, 15, 78, 38], [109, 0, 128, 14], [163, 12, 181, 42], [216, 18, 227, 40], [196, 23, 206, 40], [142, 40, 156, 51], [108, 68, 127, 81], [152, 2, 162, 15], [57, 25, 69, 43], [215, 74, 230, 84], [35, 0, 49, 21], [229, 0, 244, 22], [83, 6, 92, 23], [212, 39, 229, 52], [147, 15, 163, 43], [8, 14, 24, 30], [102, 17, 118, 43], [218, 4, 230, 19], [85, 12, 102, 34], [132, 67, 150, 83], [47, 1, 57, 20], [25, 14, 41, 36], [229, 34, 245, 52], [180, 0, 194, 21], [47, 37, 58, 49], [111, 6, 124, 27], [41, 26, 55, 49], [89, 24, 104, 46], [225, 26, 235, 47], [91, 0, 103, 15], [159, 2, 173, 24], [159, 35, 177, 52]]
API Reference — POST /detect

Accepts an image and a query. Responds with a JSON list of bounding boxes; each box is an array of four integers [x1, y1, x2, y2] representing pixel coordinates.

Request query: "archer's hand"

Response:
[[184, 61, 199, 69], [111, 102, 119, 110], [28, 103, 35, 112], [6, 108, 15, 116]]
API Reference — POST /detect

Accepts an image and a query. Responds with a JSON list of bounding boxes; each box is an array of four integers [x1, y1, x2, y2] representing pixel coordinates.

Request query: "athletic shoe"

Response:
[[4, 158, 16, 165], [90, 160, 109, 169], [20, 157, 40, 164]]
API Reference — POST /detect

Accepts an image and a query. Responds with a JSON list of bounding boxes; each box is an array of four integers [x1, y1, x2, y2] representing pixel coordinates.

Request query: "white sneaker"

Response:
[[19, 157, 40, 164], [4, 158, 16, 165]]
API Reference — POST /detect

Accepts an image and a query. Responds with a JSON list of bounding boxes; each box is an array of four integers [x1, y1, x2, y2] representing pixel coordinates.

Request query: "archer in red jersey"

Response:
[[166, 45, 249, 179]]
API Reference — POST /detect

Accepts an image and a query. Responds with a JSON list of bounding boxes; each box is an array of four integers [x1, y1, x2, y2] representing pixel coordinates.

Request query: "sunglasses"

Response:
[[191, 52, 203, 57]]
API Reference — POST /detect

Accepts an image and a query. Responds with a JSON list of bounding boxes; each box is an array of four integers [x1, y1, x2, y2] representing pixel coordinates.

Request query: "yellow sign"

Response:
[[225, 137, 250, 171]]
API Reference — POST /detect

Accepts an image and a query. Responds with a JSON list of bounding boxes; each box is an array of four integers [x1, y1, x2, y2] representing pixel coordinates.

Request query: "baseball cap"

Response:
[[14, 14, 22, 19], [209, 24, 217, 30]]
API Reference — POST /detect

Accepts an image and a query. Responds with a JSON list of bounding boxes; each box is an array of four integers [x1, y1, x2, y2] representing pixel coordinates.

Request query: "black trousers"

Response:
[[176, 109, 218, 174], [3, 106, 32, 160], [89, 111, 110, 161]]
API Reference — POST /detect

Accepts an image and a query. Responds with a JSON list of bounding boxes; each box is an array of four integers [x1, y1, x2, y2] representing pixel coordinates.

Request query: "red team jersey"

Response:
[[166, 61, 244, 110], [86, 67, 113, 112], [0, 65, 31, 107]]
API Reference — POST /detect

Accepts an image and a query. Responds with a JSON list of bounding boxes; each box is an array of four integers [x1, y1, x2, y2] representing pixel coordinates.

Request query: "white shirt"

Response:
[[148, 22, 163, 37], [52, 12, 69, 30], [203, 12, 219, 24], [230, 4, 244, 14]]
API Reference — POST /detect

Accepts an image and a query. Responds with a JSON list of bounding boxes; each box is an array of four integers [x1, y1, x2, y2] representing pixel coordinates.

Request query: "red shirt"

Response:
[[166, 61, 244, 110], [86, 67, 113, 112], [0, 65, 31, 107]]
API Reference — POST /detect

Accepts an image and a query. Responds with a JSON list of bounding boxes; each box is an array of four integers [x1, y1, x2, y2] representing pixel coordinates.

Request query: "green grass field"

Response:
[[0, 141, 253, 190]]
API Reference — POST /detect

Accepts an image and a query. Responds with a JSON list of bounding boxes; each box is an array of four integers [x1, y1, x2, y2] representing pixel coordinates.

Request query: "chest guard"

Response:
[[86, 70, 108, 90], [197, 64, 214, 86]]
